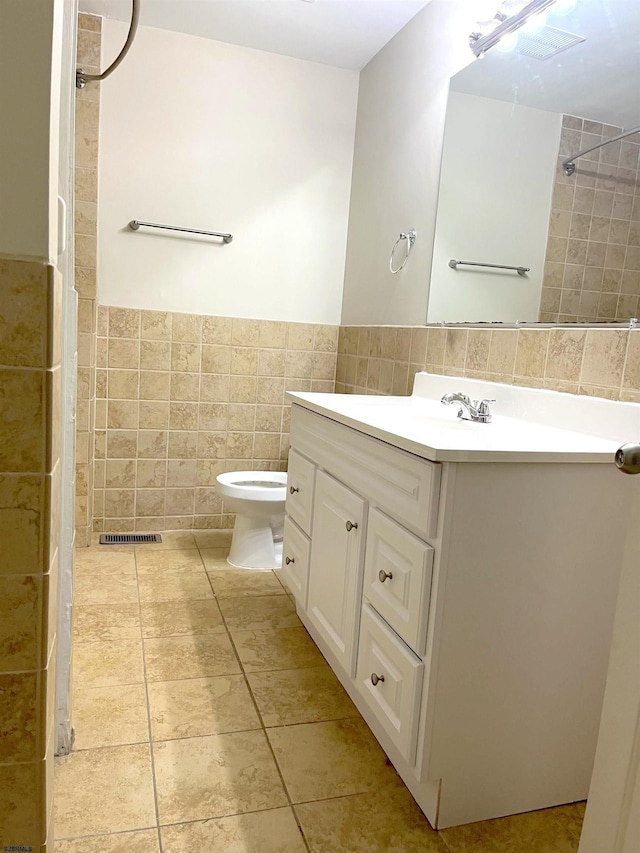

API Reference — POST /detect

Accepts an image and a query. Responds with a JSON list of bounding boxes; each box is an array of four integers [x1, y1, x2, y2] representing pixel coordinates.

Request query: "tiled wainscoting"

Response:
[[0, 257, 62, 849], [540, 114, 640, 323], [92, 307, 338, 533], [337, 325, 640, 403], [91, 317, 640, 535]]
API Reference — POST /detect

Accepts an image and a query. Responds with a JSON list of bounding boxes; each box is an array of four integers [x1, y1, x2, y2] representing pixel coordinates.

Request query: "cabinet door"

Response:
[[281, 516, 311, 607], [286, 448, 316, 536], [307, 470, 366, 677]]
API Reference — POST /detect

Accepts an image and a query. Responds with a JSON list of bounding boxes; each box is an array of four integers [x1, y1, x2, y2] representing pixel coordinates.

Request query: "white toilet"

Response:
[[215, 471, 287, 569]]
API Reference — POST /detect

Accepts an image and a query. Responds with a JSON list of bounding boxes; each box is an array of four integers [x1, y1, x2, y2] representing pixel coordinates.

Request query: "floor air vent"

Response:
[[99, 533, 163, 545]]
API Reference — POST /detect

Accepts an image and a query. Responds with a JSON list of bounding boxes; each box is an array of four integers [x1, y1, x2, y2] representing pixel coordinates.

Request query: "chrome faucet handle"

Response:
[[475, 399, 495, 422]]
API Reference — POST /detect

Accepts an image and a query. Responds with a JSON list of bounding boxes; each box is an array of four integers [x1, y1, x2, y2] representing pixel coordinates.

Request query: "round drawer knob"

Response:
[[285, 556, 294, 565], [345, 520, 358, 532], [378, 570, 393, 583], [371, 673, 385, 686], [289, 486, 299, 494]]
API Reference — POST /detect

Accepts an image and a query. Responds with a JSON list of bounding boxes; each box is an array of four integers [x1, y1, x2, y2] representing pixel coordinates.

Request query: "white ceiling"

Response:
[[78, 0, 432, 70], [452, 0, 640, 128]]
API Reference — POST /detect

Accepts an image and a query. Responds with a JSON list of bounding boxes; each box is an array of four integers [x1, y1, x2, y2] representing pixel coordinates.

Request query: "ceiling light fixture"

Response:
[[469, 0, 558, 57]]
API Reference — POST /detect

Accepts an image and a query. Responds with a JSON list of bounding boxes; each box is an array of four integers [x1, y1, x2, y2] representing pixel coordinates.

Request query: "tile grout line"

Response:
[[200, 556, 313, 853], [133, 546, 164, 853]]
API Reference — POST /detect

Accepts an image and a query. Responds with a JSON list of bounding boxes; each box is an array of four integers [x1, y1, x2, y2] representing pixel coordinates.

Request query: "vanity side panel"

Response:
[[426, 462, 632, 828]]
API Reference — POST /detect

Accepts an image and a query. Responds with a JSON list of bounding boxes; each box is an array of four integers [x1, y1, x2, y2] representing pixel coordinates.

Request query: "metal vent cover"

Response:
[[516, 26, 586, 60], [99, 533, 162, 544]]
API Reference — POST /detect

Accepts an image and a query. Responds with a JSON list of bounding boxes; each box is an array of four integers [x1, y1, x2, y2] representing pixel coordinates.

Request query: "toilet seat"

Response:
[[216, 471, 287, 501]]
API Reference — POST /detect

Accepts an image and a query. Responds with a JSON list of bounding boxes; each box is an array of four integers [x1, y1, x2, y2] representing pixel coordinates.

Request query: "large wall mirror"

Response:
[[427, 0, 640, 324]]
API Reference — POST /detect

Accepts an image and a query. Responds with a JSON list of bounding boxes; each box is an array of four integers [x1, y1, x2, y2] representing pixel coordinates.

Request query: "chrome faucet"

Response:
[[441, 392, 495, 423]]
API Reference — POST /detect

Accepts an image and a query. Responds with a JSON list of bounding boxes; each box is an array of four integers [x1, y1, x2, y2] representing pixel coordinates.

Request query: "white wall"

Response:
[[98, 21, 359, 324], [0, 0, 62, 260], [341, 0, 477, 326], [427, 93, 561, 323]]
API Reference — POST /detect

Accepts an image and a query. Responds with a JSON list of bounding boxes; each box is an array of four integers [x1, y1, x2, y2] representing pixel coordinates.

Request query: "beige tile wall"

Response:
[[0, 257, 62, 850], [75, 12, 101, 546], [337, 325, 640, 403], [540, 115, 640, 323], [93, 307, 338, 533]]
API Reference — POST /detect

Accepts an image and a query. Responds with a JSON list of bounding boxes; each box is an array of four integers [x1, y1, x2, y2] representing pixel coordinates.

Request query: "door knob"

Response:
[[378, 570, 393, 583], [371, 673, 385, 686], [285, 556, 294, 565], [289, 486, 299, 494], [346, 520, 358, 532], [615, 443, 640, 475]]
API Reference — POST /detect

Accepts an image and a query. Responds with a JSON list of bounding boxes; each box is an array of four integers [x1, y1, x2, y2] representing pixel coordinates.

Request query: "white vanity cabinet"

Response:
[[282, 389, 634, 830]]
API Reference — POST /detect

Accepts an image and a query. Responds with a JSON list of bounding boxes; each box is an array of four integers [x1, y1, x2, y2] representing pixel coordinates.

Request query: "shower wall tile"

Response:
[[74, 12, 102, 546], [94, 309, 338, 533], [0, 255, 61, 849], [540, 115, 640, 323]]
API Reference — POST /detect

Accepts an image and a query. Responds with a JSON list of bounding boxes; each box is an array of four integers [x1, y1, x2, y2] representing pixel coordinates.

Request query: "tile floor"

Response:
[[54, 532, 586, 852]]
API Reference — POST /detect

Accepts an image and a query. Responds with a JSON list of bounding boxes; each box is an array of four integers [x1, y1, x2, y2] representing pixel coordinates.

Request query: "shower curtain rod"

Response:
[[563, 125, 640, 176], [76, 0, 140, 88]]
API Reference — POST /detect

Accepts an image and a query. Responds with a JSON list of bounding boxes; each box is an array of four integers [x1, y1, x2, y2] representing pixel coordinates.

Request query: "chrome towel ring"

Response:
[[389, 229, 416, 274]]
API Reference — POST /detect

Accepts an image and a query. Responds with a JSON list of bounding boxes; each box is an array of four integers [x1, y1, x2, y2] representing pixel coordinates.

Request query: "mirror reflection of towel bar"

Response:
[[448, 259, 529, 277]]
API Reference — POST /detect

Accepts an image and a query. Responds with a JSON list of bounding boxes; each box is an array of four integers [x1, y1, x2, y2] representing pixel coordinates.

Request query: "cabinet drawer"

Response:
[[364, 508, 434, 657], [282, 516, 310, 608], [290, 405, 440, 540], [356, 604, 424, 764], [286, 448, 316, 536]]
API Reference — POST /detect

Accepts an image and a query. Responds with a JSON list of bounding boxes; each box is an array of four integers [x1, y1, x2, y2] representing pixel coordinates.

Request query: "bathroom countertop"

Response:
[[286, 373, 639, 463]]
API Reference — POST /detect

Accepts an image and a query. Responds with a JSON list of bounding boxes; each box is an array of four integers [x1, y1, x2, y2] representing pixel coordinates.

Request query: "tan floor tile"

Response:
[[161, 807, 306, 852], [233, 626, 325, 672], [74, 603, 141, 642], [205, 565, 286, 598], [248, 666, 358, 727], [220, 595, 300, 632], [137, 572, 213, 603], [194, 530, 233, 549], [136, 549, 204, 574], [440, 803, 585, 853], [135, 531, 197, 551], [153, 730, 288, 825], [75, 548, 137, 576], [295, 786, 449, 852], [272, 569, 291, 593], [74, 573, 138, 606], [140, 598, 225, 638], [54, 743, 156, 838], [73, 639, 144, 688], [197, 547, 229, 568], [144, 633, 240, 681], [72, 684, 149, 750], [267, 718, 399, 803], [55, 829, 160, 853], [148, 675, 260, 740]]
